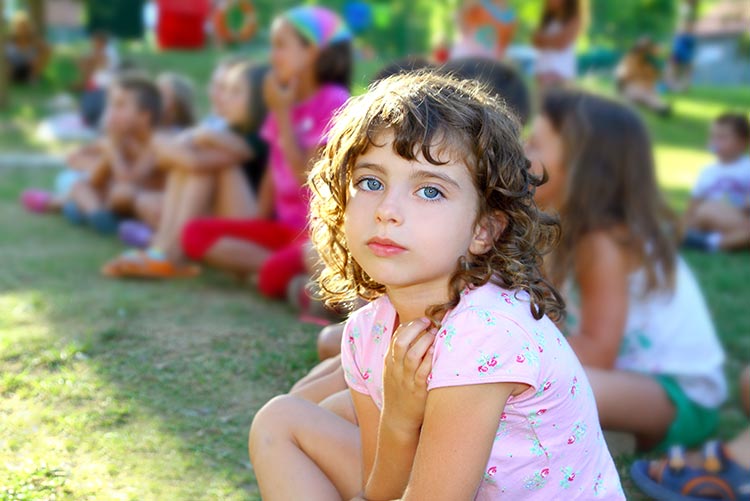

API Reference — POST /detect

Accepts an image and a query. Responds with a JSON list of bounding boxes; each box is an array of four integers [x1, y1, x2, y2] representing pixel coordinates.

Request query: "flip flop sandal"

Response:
[[20, 189, 53, 213], [631, 440, 750, 501], [101, 249, 200, 279]]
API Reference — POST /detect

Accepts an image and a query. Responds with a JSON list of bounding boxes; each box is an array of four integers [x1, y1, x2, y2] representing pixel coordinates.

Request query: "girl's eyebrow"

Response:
[[411, 169, 461, 189], [352, 161, 385, 174], [353, 161, 462, 189]]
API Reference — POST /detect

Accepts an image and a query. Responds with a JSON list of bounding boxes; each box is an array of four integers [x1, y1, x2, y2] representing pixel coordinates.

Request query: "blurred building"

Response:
[[692, 0, 750, 85]]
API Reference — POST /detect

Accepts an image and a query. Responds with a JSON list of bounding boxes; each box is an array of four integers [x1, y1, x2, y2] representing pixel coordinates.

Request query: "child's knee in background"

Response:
[[107, 183, 136, 213]]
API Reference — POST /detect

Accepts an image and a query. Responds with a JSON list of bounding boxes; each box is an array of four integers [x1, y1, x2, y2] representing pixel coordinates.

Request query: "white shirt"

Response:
[[534, 20, 577, 79], [692, 153, 750, 208], [565, 257, 727, 408]]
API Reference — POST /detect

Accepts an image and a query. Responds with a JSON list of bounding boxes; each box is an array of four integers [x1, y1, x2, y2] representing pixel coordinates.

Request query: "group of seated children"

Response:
[[18, 4, 748, 499]]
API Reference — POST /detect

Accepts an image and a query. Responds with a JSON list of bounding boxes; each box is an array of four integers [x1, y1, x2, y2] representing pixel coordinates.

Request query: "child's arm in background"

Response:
[[264, 73, 316, 184], [398, 382, 517, 501], [190, 128, 252, 160], [255, 170, 275, 219], [565, 230, 629, 369], [152, 134, 245, 173]]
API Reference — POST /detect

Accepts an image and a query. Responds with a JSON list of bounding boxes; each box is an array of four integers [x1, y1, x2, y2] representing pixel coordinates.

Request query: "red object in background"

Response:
[[156, 0, 211, 50]]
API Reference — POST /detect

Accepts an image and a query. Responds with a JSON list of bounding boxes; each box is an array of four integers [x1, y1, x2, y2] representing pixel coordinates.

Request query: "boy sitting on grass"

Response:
[[62, 74, 166, 234], [684, 112, 750, 252]]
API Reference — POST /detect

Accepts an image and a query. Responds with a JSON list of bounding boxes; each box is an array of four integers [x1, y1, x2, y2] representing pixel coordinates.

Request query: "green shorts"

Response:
[[654, 374, 720, 452]]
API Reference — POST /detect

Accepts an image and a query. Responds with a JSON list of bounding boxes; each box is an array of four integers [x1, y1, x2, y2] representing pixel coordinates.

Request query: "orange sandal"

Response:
[[101, 249, 201, 279]]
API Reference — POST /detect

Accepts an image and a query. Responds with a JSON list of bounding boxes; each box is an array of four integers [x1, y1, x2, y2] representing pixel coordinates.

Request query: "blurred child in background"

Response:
[[684, 112, 750, 252], [615, 37, 671, 116], [177, 6, 352, 297], [61, 74, 164, 235], [532, 0, 584, 90], [526, 89, 727, 451], [5, 12, 50, 84], [102, 61, 269, 278], [156, 72, 197, 132], [665, 17, 696, 92]]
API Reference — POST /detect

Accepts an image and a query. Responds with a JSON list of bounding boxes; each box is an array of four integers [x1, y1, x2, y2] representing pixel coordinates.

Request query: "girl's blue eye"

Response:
[[417, 186, 443, 200], [358, 178, 383, 191]]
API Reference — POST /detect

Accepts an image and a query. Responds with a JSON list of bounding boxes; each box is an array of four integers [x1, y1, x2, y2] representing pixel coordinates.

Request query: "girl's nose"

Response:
[[374, 194, 403, 225]]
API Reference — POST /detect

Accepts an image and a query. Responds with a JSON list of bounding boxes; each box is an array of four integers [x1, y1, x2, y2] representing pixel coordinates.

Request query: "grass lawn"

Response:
[[1, 47, 749, 500]]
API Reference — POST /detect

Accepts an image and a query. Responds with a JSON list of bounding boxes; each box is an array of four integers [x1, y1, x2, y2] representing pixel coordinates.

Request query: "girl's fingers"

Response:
[[391, 318, 430, 360], [415, 346, 435, 388], [403, 330, 436, 374]]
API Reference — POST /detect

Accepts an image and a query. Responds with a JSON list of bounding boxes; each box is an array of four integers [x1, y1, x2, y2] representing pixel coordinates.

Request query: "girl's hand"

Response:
[[263, 71, 297, 112], [381, 318, 436, 434]]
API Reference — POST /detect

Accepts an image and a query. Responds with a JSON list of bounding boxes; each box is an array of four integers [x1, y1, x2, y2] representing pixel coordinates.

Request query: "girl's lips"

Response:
[[366, 238, 406, 257]]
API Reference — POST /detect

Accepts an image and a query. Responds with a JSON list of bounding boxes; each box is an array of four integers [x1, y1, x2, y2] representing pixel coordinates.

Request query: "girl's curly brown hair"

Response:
[[308, 71, 564, 324]]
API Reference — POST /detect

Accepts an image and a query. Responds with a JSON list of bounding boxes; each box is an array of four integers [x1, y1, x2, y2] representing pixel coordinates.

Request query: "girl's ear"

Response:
[[469, 211, 507, 256]]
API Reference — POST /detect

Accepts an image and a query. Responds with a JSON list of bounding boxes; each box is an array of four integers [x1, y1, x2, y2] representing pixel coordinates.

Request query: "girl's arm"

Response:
[[264, 72, 316, 185], [400, 382, 517, 501], [192, 128, 252, 160], [256, 170, 275, 219], [565, 231, 630, 369], [152, 135, 242, 173], [533, 16, 581, 50]]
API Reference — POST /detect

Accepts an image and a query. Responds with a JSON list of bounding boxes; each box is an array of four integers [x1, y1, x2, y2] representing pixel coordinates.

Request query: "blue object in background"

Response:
[[344, 1, 374, 35]]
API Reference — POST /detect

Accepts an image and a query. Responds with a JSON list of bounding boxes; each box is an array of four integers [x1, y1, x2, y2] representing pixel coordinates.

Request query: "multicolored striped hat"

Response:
[[282, 5, 352, 48]]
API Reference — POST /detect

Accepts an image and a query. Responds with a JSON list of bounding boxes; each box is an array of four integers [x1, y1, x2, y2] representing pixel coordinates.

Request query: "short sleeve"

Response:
[[340, 317, 369, 395], [428, 308, 541, 391], [299, 86, 350, 151], [691, 167, 713, 198]]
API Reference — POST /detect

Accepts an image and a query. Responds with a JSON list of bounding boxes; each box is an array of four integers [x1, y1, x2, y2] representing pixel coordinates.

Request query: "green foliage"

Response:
[[588, 0, 678, 48]]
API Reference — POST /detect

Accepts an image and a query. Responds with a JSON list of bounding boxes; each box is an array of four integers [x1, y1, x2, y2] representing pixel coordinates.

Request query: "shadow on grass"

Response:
[[0, 168, 321, 499]]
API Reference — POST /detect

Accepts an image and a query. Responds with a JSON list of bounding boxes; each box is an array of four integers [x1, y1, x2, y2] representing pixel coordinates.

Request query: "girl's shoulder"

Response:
[[346, 295, 392, 329], [447, 282, 545, 332]]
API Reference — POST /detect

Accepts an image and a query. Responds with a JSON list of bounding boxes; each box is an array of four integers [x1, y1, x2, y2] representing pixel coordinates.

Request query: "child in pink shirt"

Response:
[[180, 6, 352, 296], [249, 71, 624, 499]]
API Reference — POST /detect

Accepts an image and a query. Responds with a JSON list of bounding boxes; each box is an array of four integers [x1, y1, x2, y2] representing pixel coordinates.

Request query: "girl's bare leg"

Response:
[[151, 171, 216, 259], [585, 367, 676, 451], [318, 323, 345, 361], [134, 190, 164, 228], [69, 181, 104, 214], [201, 238, 271, 274], [249, 394, 362, 501], [213, 167, 257, 217], [290, 357, 347, 404]]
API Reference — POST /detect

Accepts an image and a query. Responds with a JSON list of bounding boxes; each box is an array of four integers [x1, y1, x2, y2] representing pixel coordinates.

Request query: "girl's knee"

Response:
[[317, 324, 344, 361], [248, 395, 301, 457]]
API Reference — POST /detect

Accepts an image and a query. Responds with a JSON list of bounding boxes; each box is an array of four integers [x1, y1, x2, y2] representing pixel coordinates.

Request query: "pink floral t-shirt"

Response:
[[260, 84, 350, 230], [341, 283, 624, 500]]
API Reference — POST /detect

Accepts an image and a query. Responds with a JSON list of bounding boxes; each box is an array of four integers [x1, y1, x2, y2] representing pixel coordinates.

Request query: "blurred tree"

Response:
[[27, 0, 45, 35], [588, 0, 678, 48], [0, 0, 6, 108]]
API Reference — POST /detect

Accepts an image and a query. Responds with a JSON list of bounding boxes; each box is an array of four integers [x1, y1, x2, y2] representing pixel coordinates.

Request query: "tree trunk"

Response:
[[28, 0, 46, 35], [0, 0, 7, 108]]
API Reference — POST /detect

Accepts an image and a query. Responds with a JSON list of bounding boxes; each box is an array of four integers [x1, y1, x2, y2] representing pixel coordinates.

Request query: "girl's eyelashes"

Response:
[[354, 176, 446, 201], [416, 185, 444, 201], [356, 177, 384, 192]]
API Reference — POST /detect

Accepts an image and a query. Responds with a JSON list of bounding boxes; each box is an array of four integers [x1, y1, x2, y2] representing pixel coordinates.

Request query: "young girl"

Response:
[[525, 89, 727, 451], [249, 72, 624, 500], [532, 0, 584, 89], [179, 5, 352, 297], [101, 61, 269, 278], [156, 72, 197, 132]]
